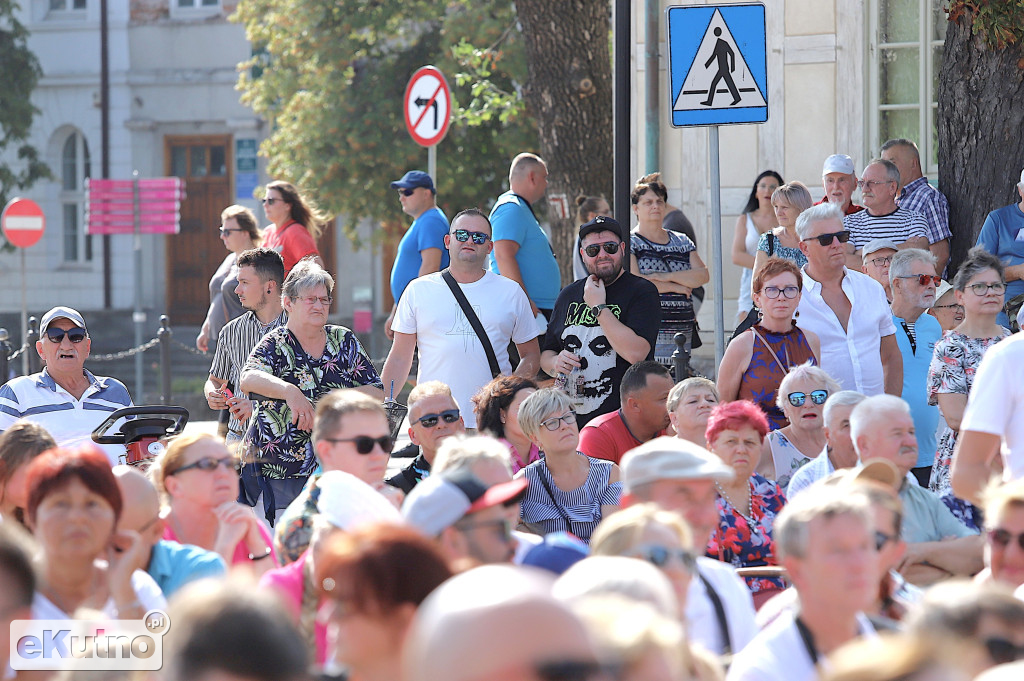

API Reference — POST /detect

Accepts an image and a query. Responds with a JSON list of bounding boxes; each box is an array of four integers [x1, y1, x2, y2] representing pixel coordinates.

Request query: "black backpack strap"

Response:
[[441, 269, 501, 378]]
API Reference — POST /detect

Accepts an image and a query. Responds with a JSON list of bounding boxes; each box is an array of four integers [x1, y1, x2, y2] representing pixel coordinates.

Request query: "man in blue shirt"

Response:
[[976, 168, 1024, 328], [489, 153, 561, 321], [386, 170, 450, 339]]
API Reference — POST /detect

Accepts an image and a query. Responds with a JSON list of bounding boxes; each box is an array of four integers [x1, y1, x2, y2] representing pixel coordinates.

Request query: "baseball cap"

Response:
[[39, 306, 87, 334], [1019, 167, 1024, 185], [578, 215, 624, 243], [402, 470, 528, 537], [821, 457, 902, 491], [933, 279, 953, 304], [317, 470, 402, 531], [822, 154, 856, 176], [861, 238, 899, 259], [521, 531, 589, 575], [390, 170, 435, 193], [620, 436, 735, 492]]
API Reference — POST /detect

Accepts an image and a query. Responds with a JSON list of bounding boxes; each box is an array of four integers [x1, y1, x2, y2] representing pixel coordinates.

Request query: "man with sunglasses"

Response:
[[0, 306, 133, 465], [386, 170, 450, 341], [386, 382, 466, 494], [842, 159, 930, 260], [888, 249, 943, 487], [795, 203, 903, 396]]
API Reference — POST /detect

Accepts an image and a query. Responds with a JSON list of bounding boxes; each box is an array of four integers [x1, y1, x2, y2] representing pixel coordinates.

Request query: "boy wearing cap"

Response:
[[0, 306, 133, 465]]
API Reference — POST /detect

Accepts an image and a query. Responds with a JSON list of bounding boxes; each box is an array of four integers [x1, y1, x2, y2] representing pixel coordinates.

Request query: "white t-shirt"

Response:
[[392, 270, 538, 428], [686, 556, 759, 656], [31, 569, 167, 620], [797, 267, 896, 395], [960, 333, 1024, 480]]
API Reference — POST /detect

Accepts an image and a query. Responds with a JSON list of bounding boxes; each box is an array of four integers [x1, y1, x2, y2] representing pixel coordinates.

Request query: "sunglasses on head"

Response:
[[988, 528, 1024, 551], [788, 390, 828, 407], [45, 327, 88, 344], [414, 409, 461, 429], [802, 230, 851, 247], [397, 188, 417, 197], [451, 229, 490, 244], [323, 435, 395, 455], [895, 273, 942, 287], [583, 241, 620, 258], [170, 456, 241, 476]]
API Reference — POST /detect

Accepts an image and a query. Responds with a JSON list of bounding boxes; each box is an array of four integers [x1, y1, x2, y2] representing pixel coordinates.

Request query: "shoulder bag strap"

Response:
[[750, 326, 790, 374], [441, 269, 501, 378], [697, 571, 733, 656], [536, 465, 573, 533], [766, 231, 776, 256]]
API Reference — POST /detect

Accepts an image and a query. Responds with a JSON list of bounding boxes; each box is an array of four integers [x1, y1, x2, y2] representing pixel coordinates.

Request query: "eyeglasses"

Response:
[[802, 230, 851, 247], [413, 409, 461, 428], [534, 660, 616, 681], [321, 435, 395, 455], [450, 229, 490, 244], [397, 188, 417, 197], [540, 411, 576, 431], [895, 274, 942, 287], [967, 281, 1006, 296], [169, 456, 242, 476], [988, 528, 1024, 551], [856, 179, 892, 189], [867, 255, 893, 267], [455, 517, 514, 540], [631, 544, 697, 572], [761, 285, 799, 299], [984, 637, 1024, 665], [45, 327, 88, 344], [582, 242, 620, 257], [931, 303, 964, 313], [219, 227, 245, 237], [788, 390, 829, 407], [296, 295, 333, 306], [261, 197, 281, 205], [875, 531, 898, 551]]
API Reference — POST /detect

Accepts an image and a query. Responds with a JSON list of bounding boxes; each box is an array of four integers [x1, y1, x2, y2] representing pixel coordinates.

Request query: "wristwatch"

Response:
[[591, 304, 610, 317]]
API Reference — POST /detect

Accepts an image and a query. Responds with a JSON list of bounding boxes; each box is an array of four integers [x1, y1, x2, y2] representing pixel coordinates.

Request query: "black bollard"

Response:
[[26, 317, 41, 375], [672, 332, 690, 381], [158, 315, 172, 405], [0, 328, 9, 385]]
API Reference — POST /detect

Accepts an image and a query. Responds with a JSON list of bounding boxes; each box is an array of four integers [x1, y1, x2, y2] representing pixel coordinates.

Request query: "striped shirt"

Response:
[[209, 310, 287, 434], [0, 368, 133, 464], [897, 177, 952, 245], [519, 456, 621, 543], [843, 207, 928, 251]]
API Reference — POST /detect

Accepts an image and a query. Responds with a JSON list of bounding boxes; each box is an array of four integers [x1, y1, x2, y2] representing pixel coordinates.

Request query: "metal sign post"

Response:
[[2, 198, 46, 375], [404, 65, 452, 186]]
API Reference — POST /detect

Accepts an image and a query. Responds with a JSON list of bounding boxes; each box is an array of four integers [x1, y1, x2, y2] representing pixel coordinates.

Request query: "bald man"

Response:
[[114, 466, 226, 597], [403, 565, 602, 681]]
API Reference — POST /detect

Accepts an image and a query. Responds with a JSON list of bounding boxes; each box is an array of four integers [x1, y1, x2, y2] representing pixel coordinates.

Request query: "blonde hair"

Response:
[[982, 478, 1024, 531], [149, 432, 228, 502], [590, 503, 694, 555], [517, 388, 573, 441], [666, 377, 718, 413]]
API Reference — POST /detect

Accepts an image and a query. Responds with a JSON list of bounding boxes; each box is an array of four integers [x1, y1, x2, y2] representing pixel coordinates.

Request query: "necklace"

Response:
[[715, 481, 760, 535]]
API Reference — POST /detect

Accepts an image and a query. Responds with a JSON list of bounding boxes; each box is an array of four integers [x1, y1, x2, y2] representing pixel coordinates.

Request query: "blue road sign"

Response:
[[667, 4, 768, 127]]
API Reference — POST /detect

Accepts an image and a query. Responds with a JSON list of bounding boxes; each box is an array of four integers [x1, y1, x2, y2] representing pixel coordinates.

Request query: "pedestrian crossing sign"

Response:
[[667, 4, 768, 127]]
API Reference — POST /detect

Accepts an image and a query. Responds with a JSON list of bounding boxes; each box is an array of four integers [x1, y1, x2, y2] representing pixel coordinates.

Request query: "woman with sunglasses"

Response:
[[261, 180, 326, 275], [152, 432, 276, 573], [240, 259, 383, 525], [516, 388, 621, 543], [928, 247, 1010, 527], [719, 258, 820, 430], [760, 363, 840, 489], [749, 181, 813, 297]]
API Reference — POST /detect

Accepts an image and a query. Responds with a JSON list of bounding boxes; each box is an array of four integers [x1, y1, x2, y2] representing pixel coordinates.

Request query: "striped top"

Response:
[[209, 310, 287, 433], [630, 229, 698, 366], [843, 207, 928, 251], [519, 455, 621, 543]]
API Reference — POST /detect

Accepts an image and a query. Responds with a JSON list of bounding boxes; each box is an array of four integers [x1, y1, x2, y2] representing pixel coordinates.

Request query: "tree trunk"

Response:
[[515, 0, 614, 283], [937, 13, 1024, 274]]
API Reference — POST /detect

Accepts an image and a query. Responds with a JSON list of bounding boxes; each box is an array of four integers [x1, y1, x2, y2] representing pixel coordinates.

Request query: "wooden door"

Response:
[[165, 135, 232, 325]]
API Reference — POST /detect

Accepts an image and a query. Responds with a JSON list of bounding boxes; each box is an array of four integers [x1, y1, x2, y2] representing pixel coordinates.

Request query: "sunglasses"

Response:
[[322, 435, 395, 455], [761, 285, 799, 299], [261, 197, 281, 205], [450, 229, 490, 245], [541, 411, 577, 431], [170, 456, 242, 476], [582, 241, 620, 257], [534, 660, 615, 681], [788, 390, 829, 407], [45, 327, 88, 344], [414, 409, 461, 429], [455, 517, 514, 540], [895, 273, 942, 287], [802, 230, 851, 247], [984, 637, 1024, 665], [219, 227, 245, 237], [875, 531, 898, 551], [988, 528, 1024, 551], [397, 188, 417, 197], [632, 544, 697, 572], [967, 281, 1006, 295]]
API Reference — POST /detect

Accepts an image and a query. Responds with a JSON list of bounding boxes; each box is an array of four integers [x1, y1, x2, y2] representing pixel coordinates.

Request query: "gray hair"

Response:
[[509, 153, 545, 182], [952, 246, 1005, 291], [771, 181, 813, 213], [281, 258, 334, 300], [879, 138, 921, 164], [795, 201, 843, 240], [849, 395, 911, 445], [888, 248, 938, 286], [666, 377, 718, 413], [774, 485, 872, 560], [517, 388, 573, 440], [867, 158, 901, 185], [433, 435, 513, 478], [822, 391, 866, 426], [776, 362, 842, 411]]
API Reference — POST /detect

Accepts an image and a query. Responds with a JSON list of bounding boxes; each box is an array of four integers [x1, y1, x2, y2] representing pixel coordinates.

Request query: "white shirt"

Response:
[[959, 333, 1024, 480], [31, 569, 167, 620], [686, 557, 759, 656], [786, 448, 835, 499], [796, 267, 896, 395]]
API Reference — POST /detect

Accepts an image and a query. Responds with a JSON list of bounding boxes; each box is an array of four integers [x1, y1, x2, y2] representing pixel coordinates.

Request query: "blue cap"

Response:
[[520, 531, 589, 575], [390, 170, 435, 193]]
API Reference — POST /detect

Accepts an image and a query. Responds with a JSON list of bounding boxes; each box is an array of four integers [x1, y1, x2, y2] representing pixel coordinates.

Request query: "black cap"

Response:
[[578, 215, 622, 243]]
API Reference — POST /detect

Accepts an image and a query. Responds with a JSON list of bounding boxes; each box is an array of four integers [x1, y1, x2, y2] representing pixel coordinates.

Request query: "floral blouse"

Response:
[[707, 473, 787, 593]]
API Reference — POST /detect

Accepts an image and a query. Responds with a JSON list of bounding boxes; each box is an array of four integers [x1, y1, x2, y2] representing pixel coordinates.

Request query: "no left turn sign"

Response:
[[404, 66, 452, 148]]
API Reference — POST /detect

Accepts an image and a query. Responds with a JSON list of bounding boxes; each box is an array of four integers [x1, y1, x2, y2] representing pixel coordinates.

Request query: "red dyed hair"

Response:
[[24, 445, 122, 524], [705, 400, 770, 446]]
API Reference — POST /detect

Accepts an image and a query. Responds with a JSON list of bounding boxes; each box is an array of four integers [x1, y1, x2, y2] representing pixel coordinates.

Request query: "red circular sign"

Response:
[[403, 66, 452, 148], [1, 198, 46, 249]]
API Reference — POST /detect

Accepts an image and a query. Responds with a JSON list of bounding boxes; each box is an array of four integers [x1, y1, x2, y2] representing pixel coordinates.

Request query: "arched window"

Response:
[[60, 131, 92, 263]]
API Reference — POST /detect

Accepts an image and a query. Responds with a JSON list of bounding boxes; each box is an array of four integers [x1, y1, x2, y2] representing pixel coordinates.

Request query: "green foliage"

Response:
[[231, 0, 538, 245], [0, 0, 50, 251], [948, 0, 1024, 52]]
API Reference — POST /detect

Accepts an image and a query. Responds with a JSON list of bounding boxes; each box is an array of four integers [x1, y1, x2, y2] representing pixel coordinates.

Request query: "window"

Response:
[[869, 0, 947, 175], [49, 0, 86, 10], [60, 132, 92, 263], [177, 0, 218, 5]]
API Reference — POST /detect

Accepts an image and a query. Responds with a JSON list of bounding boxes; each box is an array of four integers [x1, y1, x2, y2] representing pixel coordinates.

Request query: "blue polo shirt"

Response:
[[390, 206, 450, 303], [892, 312, 941, 468], [147, 539, 226, 598], [488, 191, 561, 309]]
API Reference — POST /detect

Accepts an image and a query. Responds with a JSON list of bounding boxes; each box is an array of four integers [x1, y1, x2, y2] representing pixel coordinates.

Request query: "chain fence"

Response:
[[89, 337, 161, 362]]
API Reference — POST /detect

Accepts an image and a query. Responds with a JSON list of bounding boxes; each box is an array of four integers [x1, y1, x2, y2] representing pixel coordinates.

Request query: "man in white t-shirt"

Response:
[[952, 333, 1024, 505], [620, 436, 758, 657], [727, 488, 879, 681], [382, 209, 541, 429]]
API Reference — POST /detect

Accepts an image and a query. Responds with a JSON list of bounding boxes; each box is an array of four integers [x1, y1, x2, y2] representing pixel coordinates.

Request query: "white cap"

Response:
[[620, 436, 734, 492], [822, 154, 856, 176], [317, 470, 401, 531]]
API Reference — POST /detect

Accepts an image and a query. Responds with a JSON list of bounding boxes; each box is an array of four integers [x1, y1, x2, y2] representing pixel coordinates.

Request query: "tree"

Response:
[[0, 0, 49, 251], [938, 2, 1024, 271]]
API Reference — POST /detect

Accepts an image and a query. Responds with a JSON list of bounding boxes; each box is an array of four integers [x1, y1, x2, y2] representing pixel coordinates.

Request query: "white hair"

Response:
[[849, 395, 911, 444], [795, 202, 844, 240], [433, 434, 513, 477], [776, 362, 843, 411], [823, 391, 866, 426], [889, 248, 938, 285]]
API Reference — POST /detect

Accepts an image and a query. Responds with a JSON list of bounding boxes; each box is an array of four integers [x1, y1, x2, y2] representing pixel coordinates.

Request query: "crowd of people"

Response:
[[1, 146, 1024, 681]]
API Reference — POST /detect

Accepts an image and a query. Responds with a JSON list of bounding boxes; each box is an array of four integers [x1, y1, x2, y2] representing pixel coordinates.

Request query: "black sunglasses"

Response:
[[632, 544, 697, 572], [45, 327, 88, 344], [170, 456, 242, 475], [988, 528, 1024, 551], [583, 241, 620, 257], [788, 390, 828, 407], [984, 636, 1024, 665], [322, 435, 395, 455], [451, 229, 490, 244], [802, 230, 851, 246], [535, 660, 616, 681], [397, 188, 417, 196], [414, 409, 461, 429]]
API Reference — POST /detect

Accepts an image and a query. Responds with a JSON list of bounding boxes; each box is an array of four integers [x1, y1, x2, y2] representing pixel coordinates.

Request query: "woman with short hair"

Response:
[[667, 377, 719, 447]]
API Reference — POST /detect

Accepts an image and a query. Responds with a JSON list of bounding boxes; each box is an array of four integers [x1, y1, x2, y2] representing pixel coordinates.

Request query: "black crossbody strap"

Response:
[[698, 571, 733, 656], [441, 269, 501, 378], [537, 465, 574, 533]]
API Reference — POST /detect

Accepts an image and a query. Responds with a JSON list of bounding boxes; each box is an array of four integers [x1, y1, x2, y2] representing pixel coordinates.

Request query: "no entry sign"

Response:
[[1, 198, 46, 248], [404, 66, 452, 148]]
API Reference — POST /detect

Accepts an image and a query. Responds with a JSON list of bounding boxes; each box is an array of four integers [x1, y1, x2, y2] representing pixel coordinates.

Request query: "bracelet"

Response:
[[249, 547, 273, 561]]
